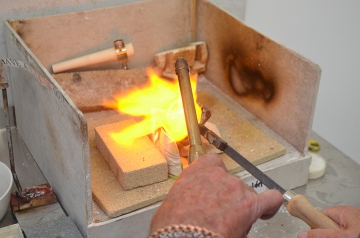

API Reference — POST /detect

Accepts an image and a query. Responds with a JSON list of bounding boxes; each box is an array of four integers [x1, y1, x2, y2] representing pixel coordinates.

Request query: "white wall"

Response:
[[244, 1, 360, 164]]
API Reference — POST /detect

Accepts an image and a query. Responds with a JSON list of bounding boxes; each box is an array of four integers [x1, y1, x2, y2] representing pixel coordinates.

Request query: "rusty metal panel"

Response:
[[196, 0, 321, 154], [4, 0, 196, 235], [4, 23, 92, 236]]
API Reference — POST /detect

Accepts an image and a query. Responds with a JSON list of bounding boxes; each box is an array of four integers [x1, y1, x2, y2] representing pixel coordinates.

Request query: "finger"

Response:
[[298, 229, 340, 238], [321, 206, 346, 225], [322, 206, 360, 227], [256, 189, 283, 220], [181, 153, 227, 177]]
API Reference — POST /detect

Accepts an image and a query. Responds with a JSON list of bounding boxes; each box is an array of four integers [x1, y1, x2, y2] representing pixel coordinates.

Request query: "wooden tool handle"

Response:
[[52, 43, 134, 73], [286, 194, 340, 229]]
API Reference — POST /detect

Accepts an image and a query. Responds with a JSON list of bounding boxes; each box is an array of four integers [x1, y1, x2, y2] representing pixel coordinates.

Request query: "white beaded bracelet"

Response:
[[149, 224, 221, 238]]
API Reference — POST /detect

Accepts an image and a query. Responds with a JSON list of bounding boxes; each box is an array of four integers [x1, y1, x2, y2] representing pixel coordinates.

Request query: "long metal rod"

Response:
[[175, 57, 205, 163]]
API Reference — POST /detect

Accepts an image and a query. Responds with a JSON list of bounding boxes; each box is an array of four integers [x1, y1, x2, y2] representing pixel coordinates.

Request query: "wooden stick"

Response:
[[52, 43, 134, 73], [286, 194, 340, 229]]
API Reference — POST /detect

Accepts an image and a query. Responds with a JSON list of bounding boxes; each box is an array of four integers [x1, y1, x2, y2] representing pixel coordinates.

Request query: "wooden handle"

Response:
[[286, 194, 340, 229], [52, 43, 134, 73]]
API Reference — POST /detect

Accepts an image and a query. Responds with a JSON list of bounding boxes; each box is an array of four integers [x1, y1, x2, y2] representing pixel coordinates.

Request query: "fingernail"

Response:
[[298, 231, 307, 238]]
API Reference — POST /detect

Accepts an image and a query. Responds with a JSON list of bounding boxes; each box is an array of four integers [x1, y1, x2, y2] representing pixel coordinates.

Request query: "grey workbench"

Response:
[[1, 129, 360, 237], [249, 132, 360, 237]]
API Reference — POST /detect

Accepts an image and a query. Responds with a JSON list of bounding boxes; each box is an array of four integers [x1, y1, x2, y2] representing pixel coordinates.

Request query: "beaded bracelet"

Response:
[[149, 224, 221, 238]]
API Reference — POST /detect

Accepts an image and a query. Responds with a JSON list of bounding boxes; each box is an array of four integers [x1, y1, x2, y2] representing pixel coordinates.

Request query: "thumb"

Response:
[[256, 189, 283, 220]]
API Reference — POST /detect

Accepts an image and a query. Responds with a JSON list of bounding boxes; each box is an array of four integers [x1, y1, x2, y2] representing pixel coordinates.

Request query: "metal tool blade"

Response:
[[199, 126, 341, 230], [199, 124, 286, 194]]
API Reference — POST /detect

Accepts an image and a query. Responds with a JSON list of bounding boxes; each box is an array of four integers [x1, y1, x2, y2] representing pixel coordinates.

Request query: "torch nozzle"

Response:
[[175, 57, 206, 164]]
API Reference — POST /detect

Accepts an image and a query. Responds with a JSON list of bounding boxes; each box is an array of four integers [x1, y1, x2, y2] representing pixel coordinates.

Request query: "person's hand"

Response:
[[298, 206, 360, 238], [150, 153, 283, 238]]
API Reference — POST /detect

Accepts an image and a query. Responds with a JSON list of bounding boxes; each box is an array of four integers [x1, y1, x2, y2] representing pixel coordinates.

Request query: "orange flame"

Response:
[[103, 68, 201, 144]]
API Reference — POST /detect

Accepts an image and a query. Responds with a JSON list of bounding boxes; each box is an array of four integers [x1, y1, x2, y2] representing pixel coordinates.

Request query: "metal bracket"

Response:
[[114, 39, 129, 69]]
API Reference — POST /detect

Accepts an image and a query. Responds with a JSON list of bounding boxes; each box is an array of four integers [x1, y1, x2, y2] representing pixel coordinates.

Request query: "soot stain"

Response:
[[12, 20, 27, 39], [11, 20, 33, 49], [225, 54, 276, 104], [217, 28, 278, 106], [72, 72, 82, 83]]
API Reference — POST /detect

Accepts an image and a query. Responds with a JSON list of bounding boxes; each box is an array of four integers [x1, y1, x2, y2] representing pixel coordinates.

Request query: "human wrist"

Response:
[[149, 224, 221, 238]]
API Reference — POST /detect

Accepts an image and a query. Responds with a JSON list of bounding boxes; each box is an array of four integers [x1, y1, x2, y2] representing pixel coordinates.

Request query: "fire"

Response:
[[103, 68, 201, 144]]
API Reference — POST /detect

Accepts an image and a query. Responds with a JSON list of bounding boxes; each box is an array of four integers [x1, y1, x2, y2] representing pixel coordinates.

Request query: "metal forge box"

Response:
[[4, 0, 320, 237]]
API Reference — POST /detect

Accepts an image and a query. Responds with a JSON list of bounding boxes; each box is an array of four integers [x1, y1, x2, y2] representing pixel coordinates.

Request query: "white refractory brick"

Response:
[[95, 119, 168, 190]]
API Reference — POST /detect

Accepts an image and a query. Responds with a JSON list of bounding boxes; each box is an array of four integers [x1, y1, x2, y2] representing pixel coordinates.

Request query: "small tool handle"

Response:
[[286, 194, 340, 229], [52, 43, 134, 73]]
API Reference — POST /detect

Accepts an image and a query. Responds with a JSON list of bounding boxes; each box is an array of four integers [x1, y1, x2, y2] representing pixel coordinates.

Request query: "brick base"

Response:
[[95, 119, 168, 190]]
